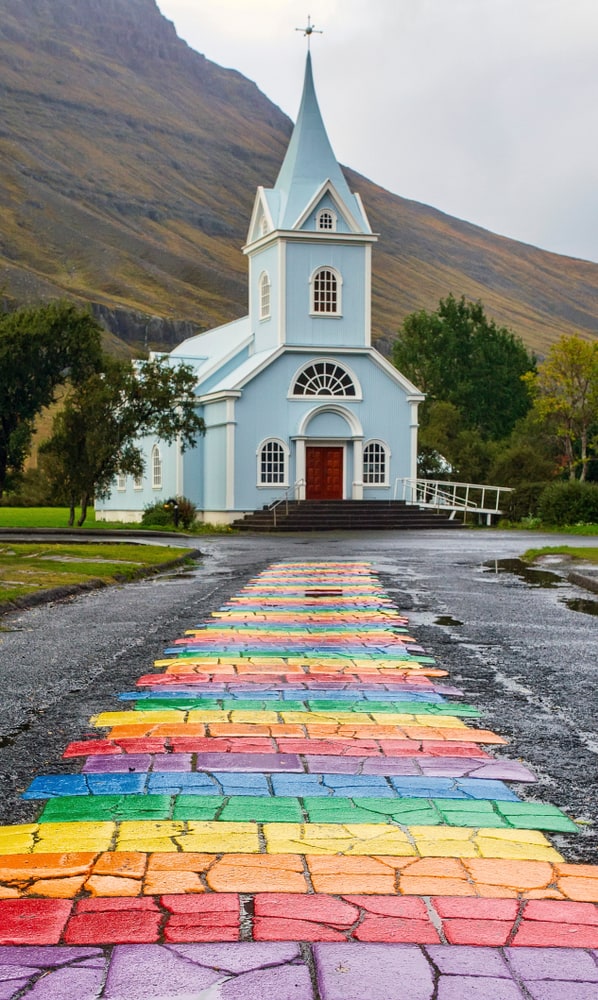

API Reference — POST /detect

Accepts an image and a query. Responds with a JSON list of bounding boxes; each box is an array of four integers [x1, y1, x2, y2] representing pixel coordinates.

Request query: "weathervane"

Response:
[[296, 15, 323, 49]]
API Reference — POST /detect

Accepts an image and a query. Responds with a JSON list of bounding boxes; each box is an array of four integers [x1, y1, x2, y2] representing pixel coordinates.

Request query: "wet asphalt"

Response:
[[0, 529, 596, 861]]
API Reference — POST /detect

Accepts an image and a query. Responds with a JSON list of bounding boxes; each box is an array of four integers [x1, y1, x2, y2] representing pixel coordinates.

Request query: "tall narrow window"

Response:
[[363, 442, 388, 485], [259, 271, 271, 320], [311, 267, 341, 315], [116, 473, 126, 491], [259, 440, 286, 485], [151, 445, 163, 489]]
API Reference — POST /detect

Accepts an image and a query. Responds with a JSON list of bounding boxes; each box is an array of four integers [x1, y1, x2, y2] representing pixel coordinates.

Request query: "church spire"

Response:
[[272, 52, 369, 232]]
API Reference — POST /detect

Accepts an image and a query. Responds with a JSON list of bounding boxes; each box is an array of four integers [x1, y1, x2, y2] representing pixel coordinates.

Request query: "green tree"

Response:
[[487, 408, 561, 486], [417, 401, 493, 482], [40, 355, 205, 526], [523, 334, 598, 480], [0, 302, 103, 495], [393, 295, 535, 441]]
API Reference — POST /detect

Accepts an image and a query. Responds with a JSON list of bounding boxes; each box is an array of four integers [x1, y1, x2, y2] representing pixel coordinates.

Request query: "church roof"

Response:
[[168, 316, 252, 383], [270, 52, 370, 232]]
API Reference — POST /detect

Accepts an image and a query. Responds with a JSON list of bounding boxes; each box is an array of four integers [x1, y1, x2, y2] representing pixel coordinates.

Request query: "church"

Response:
[[96, 52, 424, 524]]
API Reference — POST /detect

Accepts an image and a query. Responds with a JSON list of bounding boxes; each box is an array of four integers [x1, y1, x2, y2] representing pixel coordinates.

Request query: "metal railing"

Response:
[[394, 477, 513, 524], [269, 479, 306, 527]]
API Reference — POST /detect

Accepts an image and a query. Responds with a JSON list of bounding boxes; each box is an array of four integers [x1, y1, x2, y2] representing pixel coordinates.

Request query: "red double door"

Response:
[[306, 446, 343, 500]]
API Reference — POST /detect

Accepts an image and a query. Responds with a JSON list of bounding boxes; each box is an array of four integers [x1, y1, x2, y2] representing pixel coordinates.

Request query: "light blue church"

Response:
[[96, 53, 424, 524]]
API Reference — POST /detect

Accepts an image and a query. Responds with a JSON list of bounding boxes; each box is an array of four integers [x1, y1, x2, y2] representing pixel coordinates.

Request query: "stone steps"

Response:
[[233, 500, 462, 531]]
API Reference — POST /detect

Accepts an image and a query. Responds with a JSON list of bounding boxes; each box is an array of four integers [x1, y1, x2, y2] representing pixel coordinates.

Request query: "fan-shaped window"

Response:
[[292, 361, 356, 397], [317, 209, 336, 232], [258, 439, 287, 485], [259, 271, 271, 320], [311, 266, 341, 315], [151, 445, 163, 490], [363, 441, 388, 485]]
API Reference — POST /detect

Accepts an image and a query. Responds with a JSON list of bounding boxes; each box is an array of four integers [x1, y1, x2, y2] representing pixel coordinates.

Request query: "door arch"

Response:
[[293, 405, 364, 500]]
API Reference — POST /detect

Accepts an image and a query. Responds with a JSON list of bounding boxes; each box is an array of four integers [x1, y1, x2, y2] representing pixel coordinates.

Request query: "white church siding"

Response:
[[284, 241, 369, 349]]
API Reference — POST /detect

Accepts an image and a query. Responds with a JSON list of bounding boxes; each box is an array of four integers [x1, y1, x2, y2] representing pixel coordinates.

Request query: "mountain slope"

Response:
[[0, 0, 597, 356]]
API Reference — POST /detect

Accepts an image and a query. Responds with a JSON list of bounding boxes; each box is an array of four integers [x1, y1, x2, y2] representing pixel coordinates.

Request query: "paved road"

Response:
[[0, 529, 596, 861]]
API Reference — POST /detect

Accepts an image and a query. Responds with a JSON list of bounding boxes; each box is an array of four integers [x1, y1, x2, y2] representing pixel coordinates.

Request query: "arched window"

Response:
[[311, 266, 341, 315], [260, 216, 270, 237], [292, 361, 356, 397], [317, 209, 336, 231], [258, 439, 287, 485], [363, 441, 389, 485], [151, 445, 163, 490], [259, 271, 271, 320], [133, 474, 143, 491]]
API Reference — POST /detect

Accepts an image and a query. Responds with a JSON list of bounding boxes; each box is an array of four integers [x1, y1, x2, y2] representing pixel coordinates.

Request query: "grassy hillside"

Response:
[[0, 0, 597, 356]]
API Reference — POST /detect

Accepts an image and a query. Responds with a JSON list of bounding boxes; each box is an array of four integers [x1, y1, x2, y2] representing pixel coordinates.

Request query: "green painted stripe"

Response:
[[37, 794, 578, 832]]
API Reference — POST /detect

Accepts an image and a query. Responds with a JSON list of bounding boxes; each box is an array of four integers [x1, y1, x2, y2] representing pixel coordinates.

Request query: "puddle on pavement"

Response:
[[147, 569, 200, 583], [483, 558, 564, 589], [485, 559, 598, 617], [434, 615, 463, 627], [561, 596, 598, 617]]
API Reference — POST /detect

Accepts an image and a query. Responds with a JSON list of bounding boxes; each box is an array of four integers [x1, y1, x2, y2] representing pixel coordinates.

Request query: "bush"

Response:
[[141, 496, 197, 530], [505, 483, 552, 522], [141, 501, 174, 527], [175, 496, 197, 529], [538, 481, 598, 526]]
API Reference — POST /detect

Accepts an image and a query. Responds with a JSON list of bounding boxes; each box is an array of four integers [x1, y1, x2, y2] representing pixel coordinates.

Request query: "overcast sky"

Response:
[[157, 0, 598, 265]]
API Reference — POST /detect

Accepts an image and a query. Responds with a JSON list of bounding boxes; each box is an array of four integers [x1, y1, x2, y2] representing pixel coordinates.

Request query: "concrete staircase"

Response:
[[232, 500, 463, 532]]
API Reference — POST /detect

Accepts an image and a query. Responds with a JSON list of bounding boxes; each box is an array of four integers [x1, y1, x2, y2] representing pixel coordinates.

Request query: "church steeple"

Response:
[[244, 47, 377, 353], [271, 53, 370, 233]]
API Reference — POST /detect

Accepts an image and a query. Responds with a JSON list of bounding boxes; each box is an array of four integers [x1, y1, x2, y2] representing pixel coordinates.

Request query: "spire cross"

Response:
[[296, 15, 323, 49]]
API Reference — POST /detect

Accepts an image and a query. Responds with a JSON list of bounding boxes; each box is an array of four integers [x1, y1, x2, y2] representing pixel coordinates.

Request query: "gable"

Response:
[[294, 179, 372, 235], [246, 187, 277, 245]]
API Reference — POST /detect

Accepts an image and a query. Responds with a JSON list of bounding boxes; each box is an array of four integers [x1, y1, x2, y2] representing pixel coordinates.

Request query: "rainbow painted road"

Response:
[[1, 561, 597, 998]]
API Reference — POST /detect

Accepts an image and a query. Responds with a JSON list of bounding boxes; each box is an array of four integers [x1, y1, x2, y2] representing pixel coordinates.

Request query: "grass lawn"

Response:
[[0, 507, 99, 528], [0, 507, 233, 533], [0, 542, 193, 605], [523, 545, 598, 563]]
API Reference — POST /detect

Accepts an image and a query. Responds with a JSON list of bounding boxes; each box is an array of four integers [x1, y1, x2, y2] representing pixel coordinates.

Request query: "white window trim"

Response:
[[133, 474, 143, 491], [151, 445, 163, 490], [316, 208, 337, 232], [116, 474, 126, 492], [256, 437, 289, 488], [309, 265, 343, 317], [363, 439, 391, 487], [289, 358, 361, 400], [259, 270, 271, 321]]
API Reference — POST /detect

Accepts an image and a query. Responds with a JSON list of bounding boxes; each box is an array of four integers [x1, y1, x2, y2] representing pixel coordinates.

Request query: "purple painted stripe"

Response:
[[80, 752, 535, 782], [304, 755, 537, 781], [1, 944, 597, 998], [82, 752, 304, 774]]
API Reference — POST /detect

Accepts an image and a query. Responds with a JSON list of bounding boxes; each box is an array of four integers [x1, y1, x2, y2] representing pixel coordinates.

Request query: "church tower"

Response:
[[244, 52, 377, 353]]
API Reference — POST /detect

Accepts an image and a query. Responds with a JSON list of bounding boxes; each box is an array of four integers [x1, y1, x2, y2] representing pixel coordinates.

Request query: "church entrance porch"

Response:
[[306, 446, 343, 499]]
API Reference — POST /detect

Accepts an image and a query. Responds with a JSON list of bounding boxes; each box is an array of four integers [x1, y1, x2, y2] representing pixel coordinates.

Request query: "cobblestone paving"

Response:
[[0, 561, 597, 997]]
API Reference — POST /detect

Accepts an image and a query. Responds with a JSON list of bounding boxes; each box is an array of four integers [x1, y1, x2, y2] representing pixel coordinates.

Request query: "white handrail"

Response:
[[394, 477, 512, 523]]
